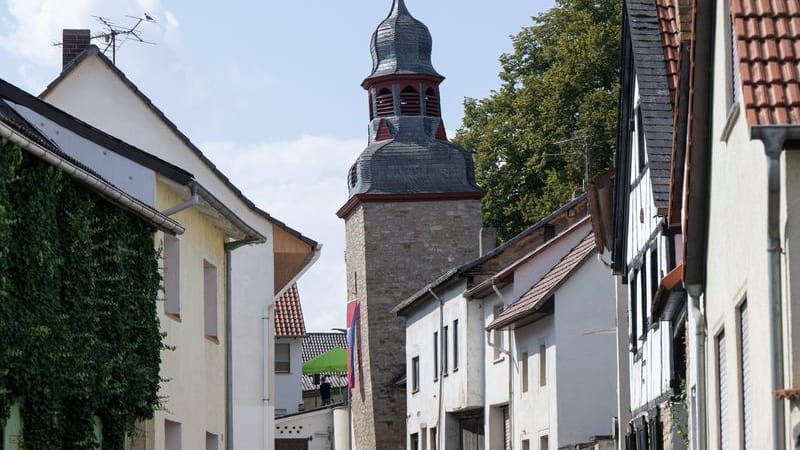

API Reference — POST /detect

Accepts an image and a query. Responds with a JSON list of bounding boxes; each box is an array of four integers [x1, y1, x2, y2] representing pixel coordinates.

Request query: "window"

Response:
[[636, 105, 646, 172], [453, 320, 459, 371], [540, 435, 549, 450], [424, 87, 440, 117], [539, 343, 547, 387], [522, 439, 530, 450], [433, 332, 439, 381], [410, 432, 419, 450], [400, 86, 421, 115], [717, 331, 729, 450], [411, 356, 420, 393], [430, 427, 437, 450], [205, 432, 219, 450], [650, 247, 659, 300], [204, 260, 218, 339], [640, 259, 649, 336], [375, 88, 393, 117], [420, 427, 427, 450], [164, 235, 181, 317], [442, 325, 449, 376], [543, 224, 556, 242], [629, 271, 638, 352], [275, 343, 290, 373], [724, 0, 741, 109], [165, 419, 181, 450], [740, 301, 752, 450], [493, 304, 505, 360], [522, 351, 529, 393]]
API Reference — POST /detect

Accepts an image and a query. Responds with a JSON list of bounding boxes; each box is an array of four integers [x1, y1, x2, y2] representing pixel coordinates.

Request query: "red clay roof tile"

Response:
[[657, 0, 681, 107], [274, 284, 306, 337], [733, 0, 800, 125]]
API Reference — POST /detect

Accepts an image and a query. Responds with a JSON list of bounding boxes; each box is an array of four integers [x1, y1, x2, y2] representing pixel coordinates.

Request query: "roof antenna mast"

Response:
[[53, 14, 157, 65]]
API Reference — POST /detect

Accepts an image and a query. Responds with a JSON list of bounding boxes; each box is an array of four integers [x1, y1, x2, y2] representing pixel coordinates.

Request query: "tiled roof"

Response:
[[626, 0, 675, 209], [301, 332, 348, 392], [487, 233, 596, 330], [657, 0, 681, 106], [274, 284, 306, 337], [732, 0, 800, 125]]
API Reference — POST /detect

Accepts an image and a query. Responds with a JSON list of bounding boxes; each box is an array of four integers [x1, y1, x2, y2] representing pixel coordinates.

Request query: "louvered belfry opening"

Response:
[[399, 85, 421, 115], [375, 88, 394, 117], [425, 87, 441, 117]]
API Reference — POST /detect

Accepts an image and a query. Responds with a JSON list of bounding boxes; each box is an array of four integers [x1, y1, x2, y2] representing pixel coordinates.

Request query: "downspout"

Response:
[[751, 126, 800, 450], [428, 287, 445, 450], [161, 182, 199, 216], [686, 284, 706, 450], [265, 246, 322, 449], [492, 283, 514, 448]]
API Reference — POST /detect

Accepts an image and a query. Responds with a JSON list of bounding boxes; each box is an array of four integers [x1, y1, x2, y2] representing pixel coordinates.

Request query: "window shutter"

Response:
[[740, 303, 752, 450], [718, 332, 729, 450]]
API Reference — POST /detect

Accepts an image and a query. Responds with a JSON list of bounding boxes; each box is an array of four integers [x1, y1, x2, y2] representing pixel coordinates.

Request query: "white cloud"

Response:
[[203, 135, 364, 332]]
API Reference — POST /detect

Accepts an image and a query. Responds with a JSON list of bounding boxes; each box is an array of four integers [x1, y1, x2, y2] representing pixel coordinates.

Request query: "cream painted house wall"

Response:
[[42, 53, 313, 450]]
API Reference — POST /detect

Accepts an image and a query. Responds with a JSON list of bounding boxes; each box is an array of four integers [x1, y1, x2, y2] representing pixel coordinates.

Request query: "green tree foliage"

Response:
[[454, 0, 621, 240], [0, 139, 163, 449]]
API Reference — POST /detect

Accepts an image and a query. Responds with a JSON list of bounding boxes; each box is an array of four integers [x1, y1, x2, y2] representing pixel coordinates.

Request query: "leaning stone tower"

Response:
[[336, 1, 484, 448]]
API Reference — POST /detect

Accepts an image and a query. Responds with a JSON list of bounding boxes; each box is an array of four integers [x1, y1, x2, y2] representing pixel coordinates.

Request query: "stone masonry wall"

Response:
[[344, 199, 483, 450]]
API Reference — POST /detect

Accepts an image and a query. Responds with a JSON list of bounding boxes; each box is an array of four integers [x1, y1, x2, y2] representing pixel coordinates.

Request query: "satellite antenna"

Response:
[[53, 14, 157, 65]]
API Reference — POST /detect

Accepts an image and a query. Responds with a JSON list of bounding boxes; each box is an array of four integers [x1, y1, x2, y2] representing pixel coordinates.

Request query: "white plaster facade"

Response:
[[275, 337, 305, 416], [42, 48, 318, 450], [476, 220, 617, 449], [274, 407, 336, 450]]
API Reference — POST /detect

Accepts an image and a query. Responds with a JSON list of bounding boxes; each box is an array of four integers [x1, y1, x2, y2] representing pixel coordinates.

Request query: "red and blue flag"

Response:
[[346, 299, 359, 389]]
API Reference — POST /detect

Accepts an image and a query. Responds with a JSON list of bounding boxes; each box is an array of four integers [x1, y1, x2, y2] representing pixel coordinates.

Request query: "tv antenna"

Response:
[[53, 14, 157, 65]]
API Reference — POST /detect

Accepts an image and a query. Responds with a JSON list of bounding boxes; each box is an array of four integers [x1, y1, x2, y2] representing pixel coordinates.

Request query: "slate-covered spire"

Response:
[[366, 0, 442, 81]]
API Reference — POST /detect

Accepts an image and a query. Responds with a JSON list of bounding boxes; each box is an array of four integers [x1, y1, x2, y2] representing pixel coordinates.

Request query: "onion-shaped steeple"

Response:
[[366, 0, 442, 81]]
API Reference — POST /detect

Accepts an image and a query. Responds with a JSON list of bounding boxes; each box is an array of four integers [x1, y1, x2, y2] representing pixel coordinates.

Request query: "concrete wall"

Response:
[[483, 293, 510, 450], [275, 337, 305, 416], [344, 199, 482, 450], [43, 57, 280, 449], [274, 408, 334, 450]]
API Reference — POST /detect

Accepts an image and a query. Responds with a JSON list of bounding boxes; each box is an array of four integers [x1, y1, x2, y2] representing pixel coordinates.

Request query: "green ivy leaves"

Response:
[[0, 139, 162, 449]]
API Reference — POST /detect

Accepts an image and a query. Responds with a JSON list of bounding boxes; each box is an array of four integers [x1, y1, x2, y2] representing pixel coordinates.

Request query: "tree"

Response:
[[454, 0, 621, 241]]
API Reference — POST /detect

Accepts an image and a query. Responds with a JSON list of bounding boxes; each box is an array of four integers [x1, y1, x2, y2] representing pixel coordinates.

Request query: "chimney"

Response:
[[62, 29, 91, 70], [479, 227, 497, 256]]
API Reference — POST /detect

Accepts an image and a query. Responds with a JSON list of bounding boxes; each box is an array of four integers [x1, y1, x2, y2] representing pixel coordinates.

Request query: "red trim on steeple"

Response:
[[435, 121, 447, 140], [375, 119, 392, 141]]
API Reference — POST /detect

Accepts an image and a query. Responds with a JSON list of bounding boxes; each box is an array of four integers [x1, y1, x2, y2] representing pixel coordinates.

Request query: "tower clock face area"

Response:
[[340, 0, 484, 449]]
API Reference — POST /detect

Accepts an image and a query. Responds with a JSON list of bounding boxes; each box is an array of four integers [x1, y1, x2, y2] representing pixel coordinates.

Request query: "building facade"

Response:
[[337, 1, 484, 448]]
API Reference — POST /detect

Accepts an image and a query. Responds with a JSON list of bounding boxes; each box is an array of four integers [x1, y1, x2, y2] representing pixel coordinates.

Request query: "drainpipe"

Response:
[[686, 284, 706, 450], [161, 182, 199, 216], [751, 126, 800, 450], [428, 287, 445, 450], [491, 283, 514, 448]]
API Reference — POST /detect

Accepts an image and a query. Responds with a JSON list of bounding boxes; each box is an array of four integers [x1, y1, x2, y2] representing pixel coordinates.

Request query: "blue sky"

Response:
[[0, 0, 555, 331]]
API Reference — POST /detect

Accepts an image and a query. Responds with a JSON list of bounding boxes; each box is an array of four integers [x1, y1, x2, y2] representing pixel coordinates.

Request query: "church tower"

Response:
[[337, 1, 484, 448]]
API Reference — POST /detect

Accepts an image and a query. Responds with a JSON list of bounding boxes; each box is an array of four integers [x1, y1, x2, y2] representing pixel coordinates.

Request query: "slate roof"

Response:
[[301, 332, 348, 392], [487, 232, 596, 330], [43, 46, 319, 250], [274, 284, 306, 337], [366, 0, 442, 81], [731, 0, 800, 125], [626, 0, 676, 209]]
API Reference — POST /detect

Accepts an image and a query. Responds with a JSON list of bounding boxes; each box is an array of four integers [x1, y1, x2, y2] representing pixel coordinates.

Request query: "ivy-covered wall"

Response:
[[0, 138, 164, 449]]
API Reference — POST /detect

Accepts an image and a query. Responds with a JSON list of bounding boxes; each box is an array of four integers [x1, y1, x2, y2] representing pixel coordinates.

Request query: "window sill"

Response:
[[442, 372, 448, 378], [452, 368, 459, 373], [206, 335, 219, 345], [493, 356, 505, 364], [721, 103, 740, 143], [165, 313, 182, 323]]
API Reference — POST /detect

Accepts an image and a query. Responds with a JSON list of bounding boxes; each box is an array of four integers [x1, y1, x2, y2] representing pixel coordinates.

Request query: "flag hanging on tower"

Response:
[[346, 299, 360, 389]]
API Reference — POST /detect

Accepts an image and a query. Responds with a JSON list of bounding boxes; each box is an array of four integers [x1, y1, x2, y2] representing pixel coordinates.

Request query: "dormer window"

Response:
[[376, 88, 394, 117], [348, 164, 358, 189], [400, 86, 421, 115], [425, 87, 440, 117]]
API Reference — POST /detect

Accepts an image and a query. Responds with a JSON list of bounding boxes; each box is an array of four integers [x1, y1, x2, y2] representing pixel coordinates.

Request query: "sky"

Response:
[[0, 0, 555, 332]]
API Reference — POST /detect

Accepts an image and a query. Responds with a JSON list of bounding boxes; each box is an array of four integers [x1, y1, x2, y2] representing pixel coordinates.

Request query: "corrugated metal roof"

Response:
[[274, 284, 306, 337], [487, 232, 596, 330], [731, 0, 800, 125]]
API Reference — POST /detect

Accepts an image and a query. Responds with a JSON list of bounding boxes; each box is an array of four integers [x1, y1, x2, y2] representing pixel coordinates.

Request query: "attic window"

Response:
[[375, 88, 394, 117], [425, 87, 440, 117], [400, 86, 421, 115], [348, 164, 358, 189]]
